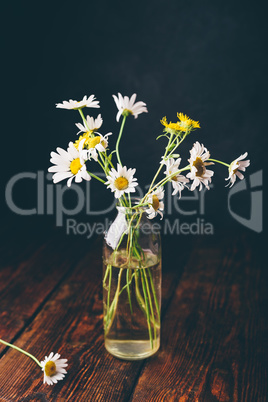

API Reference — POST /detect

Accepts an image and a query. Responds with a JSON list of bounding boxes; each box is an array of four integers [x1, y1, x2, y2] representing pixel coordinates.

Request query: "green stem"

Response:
[[78, 109, 93, 136], [134, 271, 160, 329], [134, 270, 146, 312], [0, 339, 42, 368], [106, 264, 112, 320], [133, 202, 150, 209], [87, 171, 106, 183], [116, 114, 127, 166], [103, 263, 111, 285], [148, 132, 187, 193], [105, 268, 124, 334], [208, 158, 229, 167], [119, 272, 135, 295], [126, 268, 133, 314], [141, 165, 190, 203], [158, 165, 190, 187], [143, 269, 156, 341], [99, 152, 108, 173], [149, 133, 173, 191], [97, 158, 106, 172], [126, 225, 134, 314], [166, 132, 187, 159], [103, 151, 115, 169], [140, 270, 153, 348], [148, 268, 160, 320], [128, 193, 132, 208]]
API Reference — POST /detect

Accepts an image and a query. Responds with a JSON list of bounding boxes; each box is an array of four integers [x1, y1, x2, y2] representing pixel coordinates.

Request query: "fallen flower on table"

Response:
[[0, 338, 68, 386], [40, 352, 68, 385]]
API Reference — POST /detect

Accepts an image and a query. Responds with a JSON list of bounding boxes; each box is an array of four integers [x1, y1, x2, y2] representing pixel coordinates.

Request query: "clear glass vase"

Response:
[[103, 205, 161, 360]]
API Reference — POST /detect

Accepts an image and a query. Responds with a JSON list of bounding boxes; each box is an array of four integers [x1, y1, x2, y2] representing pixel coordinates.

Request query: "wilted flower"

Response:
[[161, 157, 189, 197], [145, 187, 165, 219], [225, 152, 250, 187], [186, 141, 214, 191]]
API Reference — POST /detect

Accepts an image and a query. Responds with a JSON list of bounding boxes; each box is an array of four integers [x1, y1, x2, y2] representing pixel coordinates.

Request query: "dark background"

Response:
[[2, 0, 266, 237]]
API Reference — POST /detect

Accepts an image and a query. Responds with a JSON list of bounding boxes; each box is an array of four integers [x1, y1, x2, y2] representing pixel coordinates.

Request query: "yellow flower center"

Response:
[[171, 175, 178, 182], [193, 157, 205, 177], [70, 158, 82, 175], [152, 195, 160, 211], [114, 177, 129, 190], [45, 361, 57, 377]]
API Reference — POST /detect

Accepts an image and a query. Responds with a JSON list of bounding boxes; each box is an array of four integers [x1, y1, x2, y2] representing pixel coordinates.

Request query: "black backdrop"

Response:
[[2, 0, 266, 236]]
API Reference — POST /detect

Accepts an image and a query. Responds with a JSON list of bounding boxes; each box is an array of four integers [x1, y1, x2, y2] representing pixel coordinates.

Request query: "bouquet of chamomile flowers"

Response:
[[48, 93, 250, 352], [49, 93, 250, 201], [0, 93, 250, 378]]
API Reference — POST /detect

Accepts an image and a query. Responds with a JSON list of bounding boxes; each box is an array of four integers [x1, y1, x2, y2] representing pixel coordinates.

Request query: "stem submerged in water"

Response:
[[103, 210, 161, 351]]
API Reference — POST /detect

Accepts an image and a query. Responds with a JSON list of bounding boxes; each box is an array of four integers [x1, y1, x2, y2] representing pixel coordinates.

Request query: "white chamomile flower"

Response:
[[161, 157, 189, 197], [76, 132, 112, 162], [105, 164, 138, 198], [56, 95, 100, 110], [225, 152, 250, 187], [40, 352, 68, 386], [186, 141, 214, 191], [112, 93, 148, 122], [48, 140, 91, 187], [75, 114, 103, 134], [145, 187, 165, 219]]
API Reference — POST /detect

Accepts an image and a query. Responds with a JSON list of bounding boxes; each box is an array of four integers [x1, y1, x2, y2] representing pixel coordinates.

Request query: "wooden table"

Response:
[[0, 217, 266, 401]]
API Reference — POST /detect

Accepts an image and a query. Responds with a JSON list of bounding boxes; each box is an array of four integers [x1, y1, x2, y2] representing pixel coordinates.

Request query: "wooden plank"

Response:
[[0, 235, 193, 401], [129, 233, 267, 401], [0, 224, 92, 351]]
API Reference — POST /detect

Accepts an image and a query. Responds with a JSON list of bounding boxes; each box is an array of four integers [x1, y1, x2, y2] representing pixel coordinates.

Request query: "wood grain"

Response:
[[0, 223, 92, 350], [129, 234, 267, 401], [0, 234, 192, 401], [0, 226, 266, 402]]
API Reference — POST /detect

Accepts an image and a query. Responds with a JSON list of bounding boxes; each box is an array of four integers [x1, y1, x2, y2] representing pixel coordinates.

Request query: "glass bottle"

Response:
[[103, 204, 161, 360]]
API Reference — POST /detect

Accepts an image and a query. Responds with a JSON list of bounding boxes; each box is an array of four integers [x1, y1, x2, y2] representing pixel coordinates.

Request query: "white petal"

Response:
[[53, 172, 73, 183], [67, 176, 75, 187], [56, 147, 72, 161], [48, 165, 70, 173]]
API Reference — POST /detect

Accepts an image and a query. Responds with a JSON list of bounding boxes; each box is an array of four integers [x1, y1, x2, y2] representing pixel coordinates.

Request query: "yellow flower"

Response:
[[176, 113, 200, 132], [160, 116, 181, 132], [160, 113, 200, 135], [74, 132, 101, 150], [74, 132, 111, 162]]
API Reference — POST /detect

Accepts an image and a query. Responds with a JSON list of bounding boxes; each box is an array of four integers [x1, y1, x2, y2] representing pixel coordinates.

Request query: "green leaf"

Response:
[[167, 143, 176, 151]]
